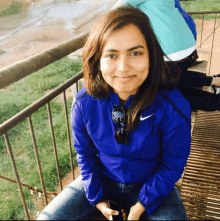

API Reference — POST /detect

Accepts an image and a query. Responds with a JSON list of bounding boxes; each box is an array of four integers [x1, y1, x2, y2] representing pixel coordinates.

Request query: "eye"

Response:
[[105, 54, 117, 59], [131, 51, 142, 56]]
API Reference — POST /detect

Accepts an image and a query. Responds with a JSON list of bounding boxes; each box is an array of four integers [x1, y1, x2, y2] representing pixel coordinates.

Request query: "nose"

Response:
[[117, 55, 130, 72]]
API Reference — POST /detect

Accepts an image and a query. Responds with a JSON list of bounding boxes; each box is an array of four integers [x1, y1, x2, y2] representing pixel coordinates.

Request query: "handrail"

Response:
[[0, 175, 57, 196], [188, 10, 220, 15], [0, 33, 88, 89], [0, 72, 83, 136]]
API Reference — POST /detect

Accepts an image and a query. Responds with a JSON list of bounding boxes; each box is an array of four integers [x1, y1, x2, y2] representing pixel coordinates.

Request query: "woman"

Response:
[[113, 0, 220, 111], [37, 6, 191, 220]]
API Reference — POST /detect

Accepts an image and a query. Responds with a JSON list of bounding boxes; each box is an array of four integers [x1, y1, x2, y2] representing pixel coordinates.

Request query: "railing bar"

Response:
[[199, 13, 204, 48], [47, 102, 63, 191], [0, 175, 57, 195], [0, 33, 88, 89], [199, 22, 220, 49], [3, 133, 30, 220], [28, 116, 48, 205], [63, 91, 75, 180], [76, 81, 79, 93], [188, 10, 220, 15], [208, 13, 217, 75], [0, 71, 83, 136]]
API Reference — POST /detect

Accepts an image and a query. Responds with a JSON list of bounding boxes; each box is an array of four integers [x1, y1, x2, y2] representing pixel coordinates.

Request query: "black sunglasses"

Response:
[[112, 105, 129, 144]]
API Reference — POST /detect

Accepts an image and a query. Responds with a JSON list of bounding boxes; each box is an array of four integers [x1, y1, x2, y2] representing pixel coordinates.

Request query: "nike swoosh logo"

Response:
[[140, 113, 154, 121]]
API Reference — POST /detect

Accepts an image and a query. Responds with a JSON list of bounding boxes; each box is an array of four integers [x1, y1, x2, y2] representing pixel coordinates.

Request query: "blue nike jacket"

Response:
[[71, 87, 191, 215]]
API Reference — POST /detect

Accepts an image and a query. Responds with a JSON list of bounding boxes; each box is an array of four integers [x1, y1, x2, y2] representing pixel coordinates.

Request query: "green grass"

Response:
[[0, 56, 82, 220], [0, 1, 24, 17], [181, 0, 220, 19]]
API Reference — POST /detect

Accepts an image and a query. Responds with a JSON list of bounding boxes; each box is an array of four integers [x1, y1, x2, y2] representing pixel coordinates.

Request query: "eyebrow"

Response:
[[104, 45, 145, 52]]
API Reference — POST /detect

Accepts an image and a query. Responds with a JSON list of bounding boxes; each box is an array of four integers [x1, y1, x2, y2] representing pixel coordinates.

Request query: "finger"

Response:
[[103, 207, 119, 216], [121, 209, 127, 220], [101, 207, 110, 220]]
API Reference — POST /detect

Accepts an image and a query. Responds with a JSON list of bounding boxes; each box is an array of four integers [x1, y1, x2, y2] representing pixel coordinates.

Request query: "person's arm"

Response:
[[137, 93, 191, 215], [71, 99, 105, 206], [72, 98, 127, 220]]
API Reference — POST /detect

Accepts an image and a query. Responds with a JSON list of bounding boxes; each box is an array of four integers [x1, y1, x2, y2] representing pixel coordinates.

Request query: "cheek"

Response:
[[100, 59, 109, 72], [136, 59, 149, 74]]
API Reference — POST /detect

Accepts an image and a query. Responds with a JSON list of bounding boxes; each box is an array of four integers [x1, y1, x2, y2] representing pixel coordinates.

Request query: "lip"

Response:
[[114, 75, 136, 82]]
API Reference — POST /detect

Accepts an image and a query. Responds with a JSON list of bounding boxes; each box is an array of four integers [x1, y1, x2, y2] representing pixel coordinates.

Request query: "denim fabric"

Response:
[[37, 175, 187, 220]]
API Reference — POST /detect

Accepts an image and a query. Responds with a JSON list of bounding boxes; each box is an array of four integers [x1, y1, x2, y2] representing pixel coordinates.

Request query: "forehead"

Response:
[[102, 24, 147, 50]]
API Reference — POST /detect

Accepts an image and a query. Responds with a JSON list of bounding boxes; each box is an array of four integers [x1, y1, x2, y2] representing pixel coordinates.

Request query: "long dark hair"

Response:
[[82, 6, 177, 130]]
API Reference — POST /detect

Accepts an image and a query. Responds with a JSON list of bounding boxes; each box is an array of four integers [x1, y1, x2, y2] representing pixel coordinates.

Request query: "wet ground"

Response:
[[0, 0, 117, 69]]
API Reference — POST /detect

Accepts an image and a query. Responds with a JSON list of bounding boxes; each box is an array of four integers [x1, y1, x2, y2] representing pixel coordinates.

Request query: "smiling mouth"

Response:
[[115, 75, 136, 81]]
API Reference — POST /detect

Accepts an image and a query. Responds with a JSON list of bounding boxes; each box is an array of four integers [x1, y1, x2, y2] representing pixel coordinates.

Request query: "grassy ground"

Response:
[[0, 57, 82, 220], [181, 0, 220, 19], [0, 1, 25, 17]]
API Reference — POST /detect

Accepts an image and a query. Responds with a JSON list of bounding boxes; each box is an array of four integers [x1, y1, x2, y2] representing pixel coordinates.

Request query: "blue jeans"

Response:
[[37, 175, 187, 220]]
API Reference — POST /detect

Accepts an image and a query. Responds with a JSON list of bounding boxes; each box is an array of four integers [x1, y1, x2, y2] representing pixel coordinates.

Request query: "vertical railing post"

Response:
[[4, 133, 30, 220], [47, 102, 63, 191], [199, 13, 205, 48], [208, 13, 217, 75], [63, 91, 75, 180], [28, 116, 48, 205], [76, 81, 79, 93]]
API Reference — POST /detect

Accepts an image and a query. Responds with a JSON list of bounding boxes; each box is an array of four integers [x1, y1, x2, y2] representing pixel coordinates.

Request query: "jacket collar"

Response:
[[109, 92, 134, 109]]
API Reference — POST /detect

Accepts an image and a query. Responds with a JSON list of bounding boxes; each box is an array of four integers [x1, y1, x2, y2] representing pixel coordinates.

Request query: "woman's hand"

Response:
[[96, 200, 126, 220], [127, 202, 145, 220]]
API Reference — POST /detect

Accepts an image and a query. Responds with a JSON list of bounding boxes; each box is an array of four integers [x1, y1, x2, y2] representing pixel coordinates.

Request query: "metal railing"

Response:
[[0, 11, 220, 220], [188, 11, 220, 75]]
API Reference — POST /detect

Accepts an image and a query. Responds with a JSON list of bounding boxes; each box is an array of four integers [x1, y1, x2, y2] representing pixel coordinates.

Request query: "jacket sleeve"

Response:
[[71, 100, 105, 206], [138, 102, 191, 215]]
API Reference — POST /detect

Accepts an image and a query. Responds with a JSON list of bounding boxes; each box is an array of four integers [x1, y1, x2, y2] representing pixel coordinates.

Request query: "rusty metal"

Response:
[[28, 116, 48, 204], [188, 10, 220, 15], [180, 111, 220, 220], [0, 175, 57, 196], [199, 14, 205, 48], [0, 33, 88, 89], [47, 102, 63, 191], [4, 133, 30, 220], [76, 80, 79, 93], [63, 90, 75, 180], [208, 13, 217, 75], [0, 71, 83, 136], [199, 23, 220, 48]]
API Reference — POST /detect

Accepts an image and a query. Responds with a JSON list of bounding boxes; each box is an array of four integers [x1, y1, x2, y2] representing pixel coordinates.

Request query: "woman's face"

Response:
[[100, 24, 150, 101]]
